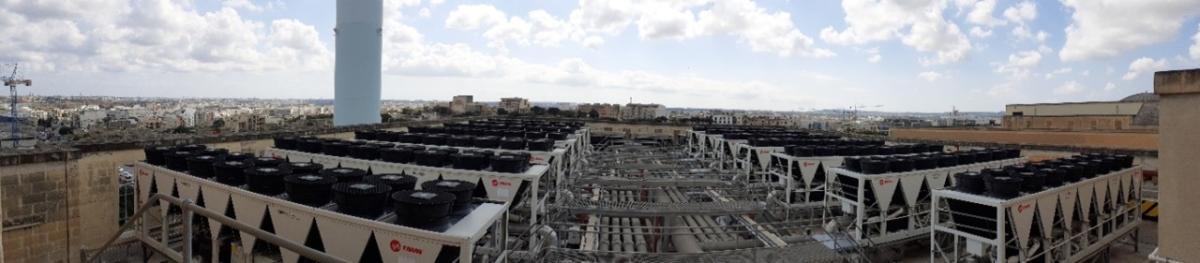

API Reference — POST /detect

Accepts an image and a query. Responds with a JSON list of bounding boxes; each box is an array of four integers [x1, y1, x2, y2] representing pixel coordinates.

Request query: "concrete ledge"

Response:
[[1154, 68, 1200, 95], [889, 128, 1158, 153]]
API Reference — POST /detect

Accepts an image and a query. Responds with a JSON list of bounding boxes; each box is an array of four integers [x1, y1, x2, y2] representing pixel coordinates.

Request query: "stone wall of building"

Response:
[[890, 128, 1158, 152], [2, 153, 77, 263], [1001, 115, 1155, 131]]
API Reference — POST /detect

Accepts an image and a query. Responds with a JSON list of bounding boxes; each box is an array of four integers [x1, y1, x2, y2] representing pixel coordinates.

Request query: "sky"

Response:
[[3, 0, 1200, 112]]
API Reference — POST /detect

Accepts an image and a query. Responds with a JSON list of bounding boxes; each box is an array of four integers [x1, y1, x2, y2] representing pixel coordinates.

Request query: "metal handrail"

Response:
[[85, 193, 350, 263]]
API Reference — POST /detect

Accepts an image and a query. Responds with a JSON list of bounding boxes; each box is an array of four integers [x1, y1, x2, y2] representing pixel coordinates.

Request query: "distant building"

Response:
[[712, 115, 735, 125], [881, 118, 933, 129], [622, 103, 666, 120], [577, 103, 621, 119], [499, 97, 530, 114], [1002, 93, 1158, 131], [450, 95, 475, 114]]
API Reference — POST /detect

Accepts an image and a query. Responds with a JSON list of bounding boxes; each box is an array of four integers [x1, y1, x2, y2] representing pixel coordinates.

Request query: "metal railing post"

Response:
[[182, 199, 194, 263]]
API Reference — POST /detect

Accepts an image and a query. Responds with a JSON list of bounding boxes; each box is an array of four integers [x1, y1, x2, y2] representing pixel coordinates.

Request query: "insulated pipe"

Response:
[[655, 190, 702, 253], [534, 225, 560, 254], [334, 0, 382, 126]]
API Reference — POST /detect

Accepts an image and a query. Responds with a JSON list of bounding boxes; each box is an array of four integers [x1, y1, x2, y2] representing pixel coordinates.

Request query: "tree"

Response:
[[547, 108, 561, 115], [588, 109, 600, 119], [432, 106, 452, 115], [497, 108, 509, 115], [381, 113, 393, 123], [655, 116, 668, 123], [211, 119, 225, 130], [171, 125, 193, 134], [531, 106, 545, 115], [58, 127, 74, 136]]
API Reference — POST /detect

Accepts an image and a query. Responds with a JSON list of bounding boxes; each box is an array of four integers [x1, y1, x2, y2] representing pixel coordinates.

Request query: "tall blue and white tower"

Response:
[[334, 0, 383, 126]]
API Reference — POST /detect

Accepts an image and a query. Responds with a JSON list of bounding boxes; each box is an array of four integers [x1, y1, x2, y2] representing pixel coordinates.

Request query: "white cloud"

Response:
[[569, 0, 638, 35], [865, 47, 882, 63], [692, 0, 834, 57], [969, 26, 992, 38], [1105, 82, 1117, 91], [1191, 24, 1200, 60], [966, 0, 1005, 27], [993, 50, 1041, 79], [1002, 1, 1036, 24], [419, 8, 431, 18], [447, 0, 834, 57], [918, 71, 944, 81], [822, 0, 970, 64], [1122, 57, 1168, 80], [445, 4, 507, 30], [635, 2, 698, 40], [1060, 0, 1200, 61], [0, 0, 331, 73], [1081, 70, 1091, 76], [223, 0, 262, 12], [1054, 80, 1084, 95], [1043, 67, 1072, 79]]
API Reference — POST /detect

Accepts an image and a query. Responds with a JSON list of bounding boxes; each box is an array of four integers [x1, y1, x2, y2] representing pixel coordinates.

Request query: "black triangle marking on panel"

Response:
[[336, 163, 343, 168], [168, 182, 183, 215], [297, 219, 326, 263], [509, 181, 531, 212], [433, 245, 461, 263], [359, 232, 384, 263], [790, 161, 802, 181], [285, 156, 291, 162], [473, 177, 488, 199], [437, 174, 445, 181], [148, 176, 159, 195], [917, 178, 932, 202], [194, 190, 207, 207], [812, 163, 827, 185], [252, 206, 278, 252], [219, 197, 238, 237], [367, 167, 374, 175]]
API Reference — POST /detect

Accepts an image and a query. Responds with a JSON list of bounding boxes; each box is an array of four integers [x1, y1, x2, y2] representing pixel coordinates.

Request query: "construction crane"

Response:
[[3, 63, 32, 145]]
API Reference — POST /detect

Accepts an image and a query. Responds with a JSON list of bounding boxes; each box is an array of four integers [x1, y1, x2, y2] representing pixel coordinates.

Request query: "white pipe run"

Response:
[[334, 0, 382, 126]]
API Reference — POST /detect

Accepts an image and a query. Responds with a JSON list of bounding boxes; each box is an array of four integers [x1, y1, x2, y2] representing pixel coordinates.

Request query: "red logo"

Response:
[[138, 170, 149, 177], [803, 162, 815, 167], [491, 179, 511, 187], [1018, 203, 1032, 213], [879, 179, 895, 186], [390, 240, 424, 255]]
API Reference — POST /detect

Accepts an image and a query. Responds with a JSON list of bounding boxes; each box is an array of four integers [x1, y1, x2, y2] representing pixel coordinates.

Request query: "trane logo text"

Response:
[[391, 240, 423, 255]]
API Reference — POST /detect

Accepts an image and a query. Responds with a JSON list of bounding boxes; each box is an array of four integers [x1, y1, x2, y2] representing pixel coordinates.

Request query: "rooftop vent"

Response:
[[333, 182, 392, 219], [214, 160, 254, 186], [284, 174, 337, 207]]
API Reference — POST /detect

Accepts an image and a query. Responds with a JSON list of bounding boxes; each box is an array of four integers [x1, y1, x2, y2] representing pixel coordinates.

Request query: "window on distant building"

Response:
[[655, 129, 662, 133], [604, 127, 612, 131]]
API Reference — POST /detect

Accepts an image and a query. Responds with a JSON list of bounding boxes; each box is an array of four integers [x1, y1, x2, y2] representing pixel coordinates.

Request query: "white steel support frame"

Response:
[[702, 134, 724, 162], [930, 166, 1143, 263], [767, 154, 847, 205], [134, 163, 509, 263], [265, 148, 549, 228], [685, 131, 705, 158], [732, 143, 786, 180], [825, 157, 1027, 247]]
